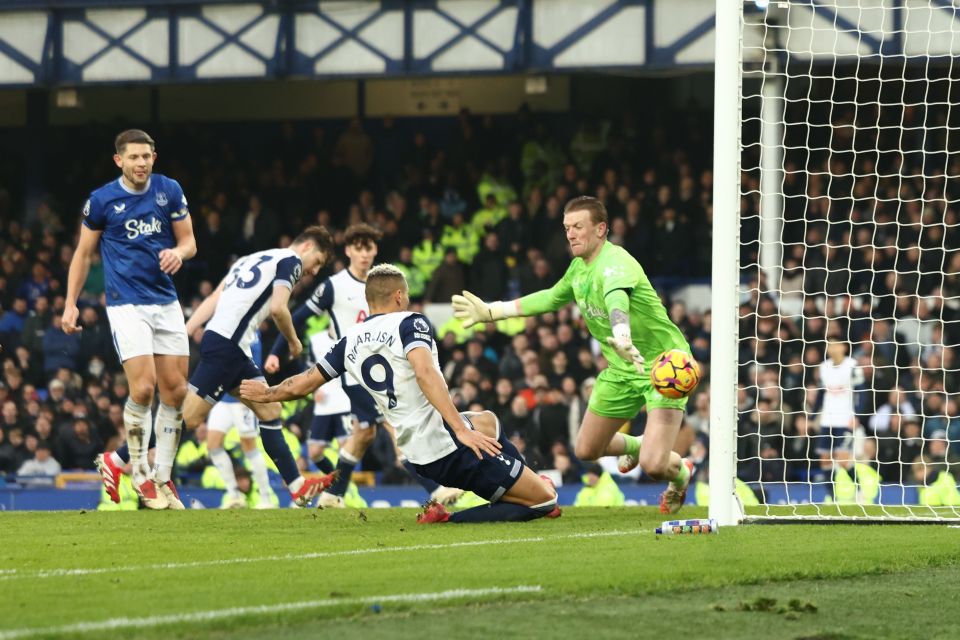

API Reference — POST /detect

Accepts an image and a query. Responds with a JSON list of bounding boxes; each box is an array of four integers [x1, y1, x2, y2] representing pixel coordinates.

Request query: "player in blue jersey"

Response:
[[64, 129, 196, 509], [265, 225, 461, 508], [242, 265, 561, 523], [179, 226, 338, 507]]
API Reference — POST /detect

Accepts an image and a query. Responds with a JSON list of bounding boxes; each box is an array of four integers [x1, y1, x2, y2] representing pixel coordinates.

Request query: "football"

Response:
[[649, 349, 701, 399]]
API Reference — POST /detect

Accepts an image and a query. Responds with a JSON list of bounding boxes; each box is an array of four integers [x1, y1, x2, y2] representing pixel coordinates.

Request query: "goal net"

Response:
[[712, 0, 960, 522]]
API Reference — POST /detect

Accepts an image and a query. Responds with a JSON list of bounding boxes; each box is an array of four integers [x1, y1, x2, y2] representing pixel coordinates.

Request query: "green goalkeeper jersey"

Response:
[[519, 241, 689, 379]]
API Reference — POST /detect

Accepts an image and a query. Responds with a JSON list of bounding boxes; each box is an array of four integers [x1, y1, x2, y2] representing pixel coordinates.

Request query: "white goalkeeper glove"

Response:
[[606, 323, 645, 375], [451, 291, 519, 329]]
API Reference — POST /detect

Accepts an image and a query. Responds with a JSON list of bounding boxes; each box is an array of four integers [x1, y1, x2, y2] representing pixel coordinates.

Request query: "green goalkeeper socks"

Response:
[[622, 434, 642, 458], [671, 459, 691, 489]]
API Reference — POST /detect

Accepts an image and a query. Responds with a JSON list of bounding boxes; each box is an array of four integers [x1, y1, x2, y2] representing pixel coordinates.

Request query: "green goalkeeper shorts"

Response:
[[587, 368, 688, 419]]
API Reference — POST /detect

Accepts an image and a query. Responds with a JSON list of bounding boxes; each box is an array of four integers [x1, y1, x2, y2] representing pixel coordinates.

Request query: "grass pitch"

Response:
[[1, 507, 958, 639]]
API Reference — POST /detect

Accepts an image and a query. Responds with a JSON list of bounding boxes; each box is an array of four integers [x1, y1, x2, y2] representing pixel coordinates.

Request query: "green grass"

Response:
[[1, 507, 959, 639]]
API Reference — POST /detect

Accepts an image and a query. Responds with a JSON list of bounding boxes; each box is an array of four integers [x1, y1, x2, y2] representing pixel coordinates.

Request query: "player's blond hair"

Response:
[[365, 264, 407, 307]]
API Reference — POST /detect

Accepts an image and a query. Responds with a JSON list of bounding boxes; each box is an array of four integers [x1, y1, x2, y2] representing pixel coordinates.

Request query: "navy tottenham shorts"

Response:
[[188, 331, 263, 405]]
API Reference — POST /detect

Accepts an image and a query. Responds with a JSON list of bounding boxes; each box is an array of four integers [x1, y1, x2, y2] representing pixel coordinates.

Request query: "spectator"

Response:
[[425, 249, 466, 303], [17, 262, 51, 309], [56, 417, 102, 470], [469, 233, 508, 302], [0, 296, 29, 349], [20, 294, 51, 354], [41, 314, 81, 377], [0, 427, 30, 473], [17, 440, 61, 480]]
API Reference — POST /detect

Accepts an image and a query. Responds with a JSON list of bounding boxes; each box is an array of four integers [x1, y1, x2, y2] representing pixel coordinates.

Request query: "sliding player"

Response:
[[241, 265, 559, 523]]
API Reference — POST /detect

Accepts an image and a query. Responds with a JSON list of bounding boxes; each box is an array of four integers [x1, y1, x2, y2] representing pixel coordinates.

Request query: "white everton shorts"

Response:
[[207, 400, 258, 438], [106, 302, 189, 362]]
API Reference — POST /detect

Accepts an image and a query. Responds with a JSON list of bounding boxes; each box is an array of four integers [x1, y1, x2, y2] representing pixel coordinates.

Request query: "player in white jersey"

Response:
[[266, 224, 460, 506], [65, 129, 196, 510], [242, 265, 560, 523], [266, 224, 380, 508], [815, 339, 865, 467], [181, 226, 337, 507]]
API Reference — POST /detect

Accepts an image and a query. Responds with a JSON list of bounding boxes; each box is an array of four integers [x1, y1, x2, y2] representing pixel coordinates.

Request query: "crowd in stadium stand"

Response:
[[1, 103, 958, 502]]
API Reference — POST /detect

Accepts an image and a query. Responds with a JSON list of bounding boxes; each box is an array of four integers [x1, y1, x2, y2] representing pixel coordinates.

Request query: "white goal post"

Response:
[[710, 0, 960, 524]]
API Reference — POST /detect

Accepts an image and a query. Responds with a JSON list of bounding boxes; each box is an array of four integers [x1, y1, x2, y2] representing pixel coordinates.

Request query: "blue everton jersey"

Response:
[[82, 174, 189, 306]]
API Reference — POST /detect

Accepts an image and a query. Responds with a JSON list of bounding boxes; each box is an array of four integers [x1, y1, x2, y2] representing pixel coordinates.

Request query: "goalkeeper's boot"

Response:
[[430, 486, 464, 506], [94, 453, 122, 504], [291, 471, 338, 508], [417, 500, 450, 524], [659, 458, 695, 515], [539, 475, 562, 519], [157, 481, 185, 510], [617, 452, 639, 474]]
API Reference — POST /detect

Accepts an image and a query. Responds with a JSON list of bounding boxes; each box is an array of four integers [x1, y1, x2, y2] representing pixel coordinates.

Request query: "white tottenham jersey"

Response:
[[206, 248, 302, 356], [818, 356, 863, 427], [310, 330, 350, 416], [306, 268, 369, 388], [317, 312, 457, 465]]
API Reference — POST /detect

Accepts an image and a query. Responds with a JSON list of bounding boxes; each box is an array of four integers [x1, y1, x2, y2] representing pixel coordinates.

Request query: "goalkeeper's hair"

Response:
[[563, 195, 608, 230], [365, 264, 407, 306], [115, 129, 155, 154], [293, 225, 334, 257], [344, 223, 383, 249]]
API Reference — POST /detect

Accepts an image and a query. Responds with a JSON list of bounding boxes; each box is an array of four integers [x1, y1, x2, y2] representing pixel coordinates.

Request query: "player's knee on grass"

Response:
[[308, 443, 325, 460], [240, 436, 257, 452]]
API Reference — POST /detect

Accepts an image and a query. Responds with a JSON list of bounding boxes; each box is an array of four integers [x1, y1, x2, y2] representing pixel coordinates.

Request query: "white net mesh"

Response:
[[737, 1, 960, 520]]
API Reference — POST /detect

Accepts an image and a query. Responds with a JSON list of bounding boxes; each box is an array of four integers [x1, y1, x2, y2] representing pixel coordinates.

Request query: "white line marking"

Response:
[[0, 529, 636, 582], [0, 585, 543, 639]]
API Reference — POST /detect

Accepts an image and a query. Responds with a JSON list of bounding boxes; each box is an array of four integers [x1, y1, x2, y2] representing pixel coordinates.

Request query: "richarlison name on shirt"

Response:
[[346, 330, 398, 363]]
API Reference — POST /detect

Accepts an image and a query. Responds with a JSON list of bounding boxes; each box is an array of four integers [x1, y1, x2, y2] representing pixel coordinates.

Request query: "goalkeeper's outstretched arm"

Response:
[[451, 276, 574, 328]]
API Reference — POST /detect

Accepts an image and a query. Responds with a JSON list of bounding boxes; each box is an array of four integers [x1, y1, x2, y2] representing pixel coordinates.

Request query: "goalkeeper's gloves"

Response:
[[451, 291, 520, 329], [606, 323, 645, 375]]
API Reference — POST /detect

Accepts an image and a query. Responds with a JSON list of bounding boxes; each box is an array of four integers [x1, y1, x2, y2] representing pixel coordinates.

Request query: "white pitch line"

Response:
[[0, 585, 543, 640], [0, 529, 637, 582]]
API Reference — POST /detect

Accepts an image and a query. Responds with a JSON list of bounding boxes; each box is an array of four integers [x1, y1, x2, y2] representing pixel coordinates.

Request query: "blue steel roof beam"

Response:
[[417, 0, 517, 70]]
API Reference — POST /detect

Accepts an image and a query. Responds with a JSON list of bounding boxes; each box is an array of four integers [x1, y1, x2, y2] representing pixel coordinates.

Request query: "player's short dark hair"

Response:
[[293, 225, 334, 257], [114, 129, 155, 154], [365, 264, 407, 307], [563, 196, 608, 229], [344, 223, 382, 249]]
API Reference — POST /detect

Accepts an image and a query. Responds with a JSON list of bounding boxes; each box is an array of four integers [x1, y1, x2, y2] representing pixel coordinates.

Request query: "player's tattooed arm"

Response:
[[239, 367, 327, 403], [609, 308, 630, 333], [606, 307, 645, 374]]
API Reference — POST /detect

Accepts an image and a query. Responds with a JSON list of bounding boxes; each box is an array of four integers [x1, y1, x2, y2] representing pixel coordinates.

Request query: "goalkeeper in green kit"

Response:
[[453, 196, 695, 513]]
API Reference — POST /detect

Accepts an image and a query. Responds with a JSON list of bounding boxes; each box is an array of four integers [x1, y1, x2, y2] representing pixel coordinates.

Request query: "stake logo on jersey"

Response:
[[317, 312, 457, 465], [307, 269, 370, 387], [206, 248, 303, 357], [82, 174, 190, 306]]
